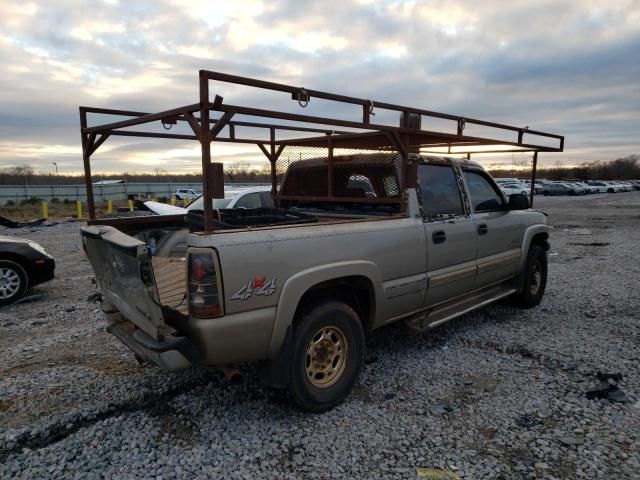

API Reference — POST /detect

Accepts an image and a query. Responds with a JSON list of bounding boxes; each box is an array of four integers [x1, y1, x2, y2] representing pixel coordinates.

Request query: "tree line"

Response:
[[487, 154, 640, 180], [0, 164, 273, 185], [1, 155, 638, 185]]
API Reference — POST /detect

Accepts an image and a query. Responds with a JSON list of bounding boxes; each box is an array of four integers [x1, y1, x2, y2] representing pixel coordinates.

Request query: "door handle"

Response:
[[432, 230, 446, 244], [477, 223, 488, 235]]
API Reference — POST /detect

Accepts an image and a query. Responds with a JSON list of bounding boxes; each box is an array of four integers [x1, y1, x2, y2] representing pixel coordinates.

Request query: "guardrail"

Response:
[[0, 182, 264, 204]]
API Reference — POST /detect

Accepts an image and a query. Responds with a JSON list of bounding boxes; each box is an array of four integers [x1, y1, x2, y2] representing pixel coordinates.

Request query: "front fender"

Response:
[[266, 261, 383, 357], [518, 224, 550, 273]]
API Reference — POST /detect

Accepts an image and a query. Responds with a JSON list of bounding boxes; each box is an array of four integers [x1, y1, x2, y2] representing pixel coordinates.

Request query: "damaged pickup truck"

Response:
[[78, 70, 562, 411]]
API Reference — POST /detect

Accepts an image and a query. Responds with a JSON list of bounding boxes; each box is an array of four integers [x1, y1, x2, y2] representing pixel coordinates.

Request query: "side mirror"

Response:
[[509, 193, 529, 210]]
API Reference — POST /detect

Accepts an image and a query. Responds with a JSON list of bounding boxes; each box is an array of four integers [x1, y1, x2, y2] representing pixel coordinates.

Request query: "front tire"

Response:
[[289, 301, 365, 412], [0, 260, 28, 306], [514, 245, 547, 308]]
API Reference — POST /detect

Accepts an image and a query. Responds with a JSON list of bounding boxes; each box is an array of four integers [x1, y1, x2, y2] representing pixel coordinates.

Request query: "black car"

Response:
[[0, 236, 55, 305]]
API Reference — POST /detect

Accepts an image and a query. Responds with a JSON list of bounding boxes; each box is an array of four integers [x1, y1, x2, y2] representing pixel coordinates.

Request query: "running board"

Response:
[[426, 285, 516, 329]]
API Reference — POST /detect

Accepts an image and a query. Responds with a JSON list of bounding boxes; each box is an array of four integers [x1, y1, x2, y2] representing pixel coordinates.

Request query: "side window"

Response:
[[463, 171, 505, 212], [383, 175, 400, 197], [235, 192, 261, 209], [417, 164, 464, 218], [260, 191, 274, 208], [345, 174, 375, 197]]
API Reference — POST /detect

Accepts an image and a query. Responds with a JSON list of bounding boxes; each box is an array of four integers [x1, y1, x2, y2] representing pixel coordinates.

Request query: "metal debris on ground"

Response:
[[0, 215, 47, 228], [416, 468, 461, 479], [14, 293, 45, 304], [586, 372, 627, 403], [566, 228, 592, 235], [86, 293, 102, 303], [568, 242, 610, 247], [596, 372, 623, 382], [515, 414, 544, 429]]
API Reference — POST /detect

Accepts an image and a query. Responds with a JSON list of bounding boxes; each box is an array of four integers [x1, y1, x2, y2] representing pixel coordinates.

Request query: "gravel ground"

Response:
[[1, 192, 639, 479]]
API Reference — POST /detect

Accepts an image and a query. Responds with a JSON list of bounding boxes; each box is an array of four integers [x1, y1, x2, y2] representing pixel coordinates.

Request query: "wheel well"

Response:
[[295, 276, 375, 330], [0, 253, 29, 271], [531, 232, 550, 251]]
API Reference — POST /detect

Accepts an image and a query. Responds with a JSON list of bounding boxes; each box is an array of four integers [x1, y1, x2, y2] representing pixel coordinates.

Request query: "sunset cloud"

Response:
[[0, 0, 638, 173]]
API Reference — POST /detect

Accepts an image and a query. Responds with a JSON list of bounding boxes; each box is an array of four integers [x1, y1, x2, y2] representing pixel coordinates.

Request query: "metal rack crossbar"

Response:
[[79, 70, 564, 231]]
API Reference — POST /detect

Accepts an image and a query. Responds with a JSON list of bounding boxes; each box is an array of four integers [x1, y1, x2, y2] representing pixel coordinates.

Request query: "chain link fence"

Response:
[[276, 146, 403, 205]]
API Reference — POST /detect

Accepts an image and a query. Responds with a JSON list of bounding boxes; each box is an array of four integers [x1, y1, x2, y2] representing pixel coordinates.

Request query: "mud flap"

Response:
[[257, 326, 293, 389]]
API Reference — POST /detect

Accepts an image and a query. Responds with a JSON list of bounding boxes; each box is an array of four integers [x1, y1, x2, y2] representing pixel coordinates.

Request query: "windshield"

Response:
[[187, 195, 232, 210]]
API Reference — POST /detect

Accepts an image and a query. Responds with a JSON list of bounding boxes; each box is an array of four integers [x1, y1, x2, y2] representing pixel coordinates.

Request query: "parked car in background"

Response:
[[146, 186, 273, 215], [587, 181, 609, 193], [628, 180, 640, 190], [613, 181, 633, 192], [566, 182, 588, 195], [541, 183, 572, 196], [173, 188, 200, 201], [533, 180, 552, 194], [588, 181, 619, 193], [0, 236, 55, 305], [493, 177, 523, 185], [573, 182, 597, 194], [500, 183, 530, 196], [604, 181, 626, 192]]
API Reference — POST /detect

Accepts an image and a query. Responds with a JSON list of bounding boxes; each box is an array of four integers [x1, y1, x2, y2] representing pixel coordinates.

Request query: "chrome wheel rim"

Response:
[[305, 326, 348, 388], [0, 268, 21, 299], [529, 261, 542, 295]]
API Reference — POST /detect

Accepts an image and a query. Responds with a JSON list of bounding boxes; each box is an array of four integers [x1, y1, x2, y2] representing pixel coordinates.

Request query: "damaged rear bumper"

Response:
[[106, 321, 202, 371]]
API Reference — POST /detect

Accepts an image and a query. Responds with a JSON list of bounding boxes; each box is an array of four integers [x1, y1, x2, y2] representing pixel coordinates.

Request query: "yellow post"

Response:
[[76, 200, 83, 219], [171, 197, 176, 206], [107, 199, 113, 214], [128, 199, 134, 212], [42, 202, 48, 219], [183, 197, 188, 206]]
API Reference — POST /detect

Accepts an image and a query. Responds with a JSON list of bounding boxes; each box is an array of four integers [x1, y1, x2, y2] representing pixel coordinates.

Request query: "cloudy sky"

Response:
[[0, 0, 639, 174]]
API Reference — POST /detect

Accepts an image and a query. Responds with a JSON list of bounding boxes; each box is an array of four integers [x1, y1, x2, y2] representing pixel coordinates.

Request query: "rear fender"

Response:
[[267, 261, 383, 357]]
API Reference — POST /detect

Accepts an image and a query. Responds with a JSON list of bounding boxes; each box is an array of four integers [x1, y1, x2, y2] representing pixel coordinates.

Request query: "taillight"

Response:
[[188, 250, 223, 318]]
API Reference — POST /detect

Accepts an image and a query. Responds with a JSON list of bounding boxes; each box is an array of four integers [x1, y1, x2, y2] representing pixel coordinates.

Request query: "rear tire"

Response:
[[514, 245, 547, 308], [0, 260, 28, 306], [289, 301, 365, 412]]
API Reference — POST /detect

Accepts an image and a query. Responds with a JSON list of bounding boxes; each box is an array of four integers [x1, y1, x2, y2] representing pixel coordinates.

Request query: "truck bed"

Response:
[[152, 256, 188, 315], [186, 207, 317, 231]]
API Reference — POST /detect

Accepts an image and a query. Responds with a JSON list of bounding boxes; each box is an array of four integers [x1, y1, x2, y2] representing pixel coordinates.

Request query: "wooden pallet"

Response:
[[152, 256, 188, 315]]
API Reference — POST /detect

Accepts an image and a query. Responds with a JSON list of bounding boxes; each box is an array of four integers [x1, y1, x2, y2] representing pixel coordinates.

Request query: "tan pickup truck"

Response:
[[81, 153, 549, 411]]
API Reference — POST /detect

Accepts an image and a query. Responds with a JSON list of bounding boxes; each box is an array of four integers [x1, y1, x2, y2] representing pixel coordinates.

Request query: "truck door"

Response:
[[418, 163, 477, 307], [461, 168, 522, 289]]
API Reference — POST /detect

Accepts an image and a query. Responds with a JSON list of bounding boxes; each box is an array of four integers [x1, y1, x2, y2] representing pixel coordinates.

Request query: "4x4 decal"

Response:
[[231, 276, 277, 301]]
